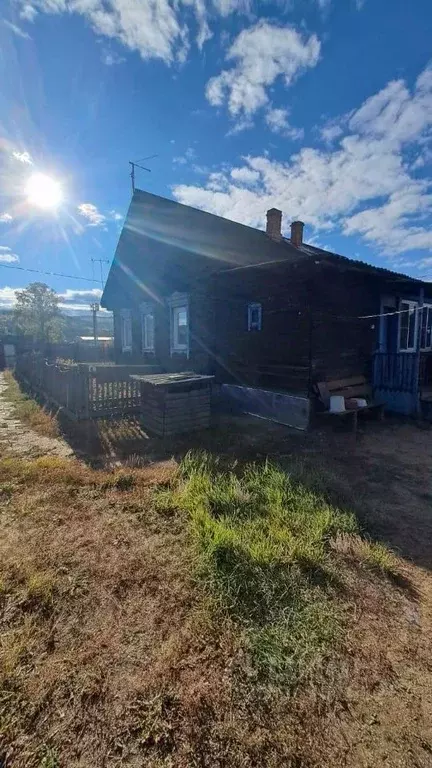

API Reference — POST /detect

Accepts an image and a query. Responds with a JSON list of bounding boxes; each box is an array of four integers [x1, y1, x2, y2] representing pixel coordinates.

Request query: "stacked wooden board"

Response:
[[130, 372, 214, 437]]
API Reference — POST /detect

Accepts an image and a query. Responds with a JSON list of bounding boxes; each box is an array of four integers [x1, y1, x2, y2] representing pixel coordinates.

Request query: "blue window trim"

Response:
[[248, 302, 262, 331]]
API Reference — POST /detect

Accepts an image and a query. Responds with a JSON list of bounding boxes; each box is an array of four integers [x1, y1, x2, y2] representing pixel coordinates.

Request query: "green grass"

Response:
[[157, 451, 360, 688], [2, 371, 59, 438]]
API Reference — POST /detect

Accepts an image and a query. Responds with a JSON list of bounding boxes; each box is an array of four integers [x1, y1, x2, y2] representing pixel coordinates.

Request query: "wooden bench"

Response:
[[315, 376, 385, 433]]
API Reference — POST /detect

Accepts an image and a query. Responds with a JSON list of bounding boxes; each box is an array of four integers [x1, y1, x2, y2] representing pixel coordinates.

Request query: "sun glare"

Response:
[[25, 172, 63, 210]]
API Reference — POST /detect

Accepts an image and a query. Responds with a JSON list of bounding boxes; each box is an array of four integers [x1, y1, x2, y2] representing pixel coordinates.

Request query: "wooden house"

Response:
[[101, 189, 432, 420]]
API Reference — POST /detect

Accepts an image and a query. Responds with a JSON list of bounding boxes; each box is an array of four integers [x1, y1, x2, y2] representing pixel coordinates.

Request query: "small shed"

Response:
[[131, 372, 214, 437]]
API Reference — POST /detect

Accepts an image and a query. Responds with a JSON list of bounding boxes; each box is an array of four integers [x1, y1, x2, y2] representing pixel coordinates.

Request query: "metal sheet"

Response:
[[221, 384, 310, 431]]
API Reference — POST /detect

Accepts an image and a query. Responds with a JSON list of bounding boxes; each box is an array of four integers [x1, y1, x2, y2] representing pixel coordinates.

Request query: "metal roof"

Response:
[[101, 189, 428, 308], [101, 189, 301, 309], [297, 242, 425, 284]]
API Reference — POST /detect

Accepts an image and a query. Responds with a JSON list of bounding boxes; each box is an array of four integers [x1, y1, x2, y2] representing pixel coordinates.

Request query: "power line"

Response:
[[91, 257, 109, 288], [0, 262, 100, 283]]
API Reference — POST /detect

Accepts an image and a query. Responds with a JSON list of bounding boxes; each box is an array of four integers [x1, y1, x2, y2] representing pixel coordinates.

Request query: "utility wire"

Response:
[[0, 262, 100, 283]]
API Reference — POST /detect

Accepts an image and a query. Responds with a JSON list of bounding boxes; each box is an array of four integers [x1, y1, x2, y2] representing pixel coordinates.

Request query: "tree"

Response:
[[0, 311, 16, 336], [14, 282, 64, 342]]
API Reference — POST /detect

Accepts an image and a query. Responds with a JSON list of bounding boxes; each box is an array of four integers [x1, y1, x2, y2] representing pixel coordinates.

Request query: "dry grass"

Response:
[[0, 446, 416, 768], [2, 371, 59, 438], [331, 532, 399, 576]]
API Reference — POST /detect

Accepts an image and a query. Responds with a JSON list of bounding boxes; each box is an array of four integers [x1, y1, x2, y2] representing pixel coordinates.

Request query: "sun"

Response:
[[25, 172, 63, 210]]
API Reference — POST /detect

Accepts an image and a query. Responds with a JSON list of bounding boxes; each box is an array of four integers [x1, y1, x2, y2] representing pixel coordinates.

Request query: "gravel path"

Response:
[[0, 372, 73, 459]]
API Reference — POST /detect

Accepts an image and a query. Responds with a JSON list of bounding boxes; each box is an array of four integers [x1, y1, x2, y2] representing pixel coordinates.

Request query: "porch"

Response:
[[372, 351, 432, 416]]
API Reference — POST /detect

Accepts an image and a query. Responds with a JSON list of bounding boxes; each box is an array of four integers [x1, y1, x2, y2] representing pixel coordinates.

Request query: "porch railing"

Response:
[[372, 351, 421, 415], [373, 351, 420, 394]]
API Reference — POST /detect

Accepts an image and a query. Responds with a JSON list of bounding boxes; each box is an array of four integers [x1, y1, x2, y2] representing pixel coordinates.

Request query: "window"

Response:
[[140, 304, 155, 352], [420, 305, 432, 351], [398, 300, 417, 352], [172, 306, 188, 350], [248, 302, 262, 331], [120, 309, 132, 353], [169, 293, 189, 354]]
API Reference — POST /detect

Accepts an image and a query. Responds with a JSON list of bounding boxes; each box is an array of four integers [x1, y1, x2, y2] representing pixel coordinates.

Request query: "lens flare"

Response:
[[25, 173, 63, 210]]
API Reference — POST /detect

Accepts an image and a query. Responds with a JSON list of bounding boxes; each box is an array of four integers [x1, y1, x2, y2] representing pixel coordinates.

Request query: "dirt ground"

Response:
[[54, 405, 432, 766], [1, 373, 432, 766], [0, 373, 72, 459]]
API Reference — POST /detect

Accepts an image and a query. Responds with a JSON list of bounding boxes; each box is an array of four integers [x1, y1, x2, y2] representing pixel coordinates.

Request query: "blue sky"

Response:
[[0, 0, 431, 310]]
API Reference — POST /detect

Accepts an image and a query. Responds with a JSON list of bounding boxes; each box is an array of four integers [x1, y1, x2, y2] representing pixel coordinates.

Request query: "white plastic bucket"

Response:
[[329, 395, 345, 413]]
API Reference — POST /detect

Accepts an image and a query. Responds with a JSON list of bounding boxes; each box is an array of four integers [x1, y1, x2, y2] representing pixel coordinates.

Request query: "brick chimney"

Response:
[[290, 220, 304, 247], [266, 208, 282, 241]]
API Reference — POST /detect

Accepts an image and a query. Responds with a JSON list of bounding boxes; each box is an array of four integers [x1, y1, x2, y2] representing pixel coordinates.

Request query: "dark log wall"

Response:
[[206, 259, 382, 393], [113, 295, 210, 374], [206, 260, 312, 392], [113, 253, 407, 393], [309, 263, 380, 382]]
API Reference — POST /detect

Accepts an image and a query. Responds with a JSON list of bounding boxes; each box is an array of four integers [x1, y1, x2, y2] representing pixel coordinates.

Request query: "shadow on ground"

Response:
[[59, 410, 432, 574]]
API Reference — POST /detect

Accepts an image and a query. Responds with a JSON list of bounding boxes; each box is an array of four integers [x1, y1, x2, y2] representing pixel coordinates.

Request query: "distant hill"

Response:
[[0, 309, 113, 341]]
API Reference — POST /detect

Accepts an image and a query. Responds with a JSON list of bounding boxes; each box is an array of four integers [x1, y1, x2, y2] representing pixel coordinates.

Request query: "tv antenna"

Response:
[[129, 155, 158, 193]]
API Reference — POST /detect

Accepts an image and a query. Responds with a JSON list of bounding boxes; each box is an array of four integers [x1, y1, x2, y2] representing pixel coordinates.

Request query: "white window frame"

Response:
[[169, 293, 189, 356], [140, 303, 155, 353], [398, 300, 418, 353], [120, 309, 132, 353], [247, 302, 262, 332], [420, 304, 432, 351]]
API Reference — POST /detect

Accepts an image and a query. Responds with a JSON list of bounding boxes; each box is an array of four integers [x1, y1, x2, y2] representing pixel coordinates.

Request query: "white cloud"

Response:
[[101, 49, 125, 66], [12, 150, 33, 164], [16, 0, 188, 63], [348, 68, 432, 144], [320, 121, 344, 144], [412, 147, 432, 170], [0, 213, 13, 223], [265, 107, 304, 140], [77, 202, 106, 227], [0, 253, 20, 264], [109, 209, 123, 221], [173, 147, 196, 165], [3, 19, 31, 38], [0, 287, 20, 309], [174, 62, 432, 257], [213, 0, 251, 14], [59, 288, 103, 304], [14, 0, 256, 64], [230, 166, 260, 184], [0, 246, 20, 264], [343, 187, 432, 253], [19, 3, 38, 20], [206, 21, 320, 124]]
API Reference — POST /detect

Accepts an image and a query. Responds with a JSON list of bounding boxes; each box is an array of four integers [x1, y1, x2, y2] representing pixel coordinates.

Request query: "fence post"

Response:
[[78, 364, 90, 419]]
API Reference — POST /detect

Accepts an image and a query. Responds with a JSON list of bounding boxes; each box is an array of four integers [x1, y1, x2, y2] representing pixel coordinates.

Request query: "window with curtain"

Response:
[[120, 309, 132, 352]]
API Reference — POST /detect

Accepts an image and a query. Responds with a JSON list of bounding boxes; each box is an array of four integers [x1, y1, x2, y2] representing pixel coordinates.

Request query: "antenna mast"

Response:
[[128, 155, 157, 193]]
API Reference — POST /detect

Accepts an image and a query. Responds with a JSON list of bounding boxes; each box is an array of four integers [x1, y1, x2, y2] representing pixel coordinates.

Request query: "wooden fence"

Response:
[[15, 353, 160, 420]]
